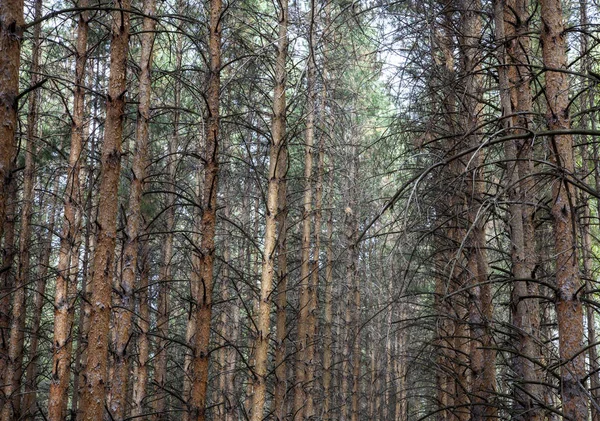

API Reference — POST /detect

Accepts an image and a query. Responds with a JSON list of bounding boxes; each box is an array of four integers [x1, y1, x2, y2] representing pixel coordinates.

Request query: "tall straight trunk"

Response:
[[131, 242, 150, 418], [109, 0, 155, 416], [0, 178, 17, 398], [80, 0, 130, 418], [540, 0, 588, 418], [272, 5, 290, 419], [48, 2, 89, 419], [294, 1, 317, 417], [1, 0, 40, 415], [0, 0, 23, 248], [22, 1, 47, 416], [582, 203, 600, 421], [437, 2, 470, 418], [183, 129, 206, 421], [249, 0, 287, 418], [305, 23, 327, 416], [0, 0, 23, 402], [495, 0, 542, 417], [340, 142, 359, 421], [349, 148, 360, 421], [322, 167, 334, 419], [189, 0, 221, 417], [224, 244, 239, 421], [579, 1, 600, 418], [74, 102, 98, 420], [457, 0, 497, 418], [153, 162, 175, 421], [273, 139, 289, 421], [152, 27, 181, 421], [24, 177, 60, 420]]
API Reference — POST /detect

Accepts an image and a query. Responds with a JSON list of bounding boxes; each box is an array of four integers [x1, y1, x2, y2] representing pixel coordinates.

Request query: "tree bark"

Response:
[[47, 2, 89, 418], [80, 0, 130, 418], [294, 1, 317, 416], [189, 0, 222, 417], [540, 0, 588, 418], [249, 0, 287, 417], [109, 0, 155, 415]]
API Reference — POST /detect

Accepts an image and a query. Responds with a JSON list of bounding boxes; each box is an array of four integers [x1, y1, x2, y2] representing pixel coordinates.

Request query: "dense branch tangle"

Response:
[[0, 0, 599, 419]]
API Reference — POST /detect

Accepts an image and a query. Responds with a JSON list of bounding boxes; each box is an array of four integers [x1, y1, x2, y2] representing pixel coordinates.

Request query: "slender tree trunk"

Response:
[[74, 98, 99, 420], [23, 176, 60, 420], [80, 0, 130, 417], [540, 0, 588, 418], [0, 0, 23, 249], [0, 0, 23, 411], [458, 1, 497, 418], [47, 2, 89, 419], [0, 177, 17, 406], [109, 0, 155, 416], [294, 1, 317, 416], [189, 0, 222, 417], [1, 0, 40, 415], [22, 1, 47, 416], [249, 0, 287, 417], [322, 167, 334, 420], [131, 242, 150, 418], [273, 140, 289, 421], [152, 26, 181, 421], [493, 0, 542, 417]]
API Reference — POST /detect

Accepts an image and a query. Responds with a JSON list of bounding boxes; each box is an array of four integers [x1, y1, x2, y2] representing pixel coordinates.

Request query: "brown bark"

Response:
[[0, 0, 23, 249], [294, 1, 317, 416], [493, 0, 543, 417], [249, 0, 287, 418], [47, 2, 89, 419], [322, 167, 334, 420], [457, 0, 497, 418], [1, 0, 41, 416], [540, 0, 588, 418], [23, 176, 60, 420], [109, 0, 155, 415], [21, 1, 47, 416], [74, 98, 98, 420], [131, 242, 150, 418], [80, 0, 130, 418], [0, 0, 23, 407], [273, 143, 289, 421], [151, 30, 181, 421], [189, 0, 221, 417]]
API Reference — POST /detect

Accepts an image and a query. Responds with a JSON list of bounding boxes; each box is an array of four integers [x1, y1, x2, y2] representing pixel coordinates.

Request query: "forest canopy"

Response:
[[0, 0, 600, 419]]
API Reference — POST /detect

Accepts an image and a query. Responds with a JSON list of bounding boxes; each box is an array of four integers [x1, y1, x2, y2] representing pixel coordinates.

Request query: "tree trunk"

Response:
[[322, 167, 334, 420], [47, 2, 89, 418], [80, 0, 130, 417], [0, 0, 23, 250], [23, 176, 60, 420], [294, 1, 317, 416], [249, 0, 287, 417], [0, 0, 23, 410], [189, 0, 222, 417], [540, 0, 588, 418], [131, 242, 150, 418], [458, 1, 497, 418], [1, 0, 40, 416], [109, 0, 155, 415]]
